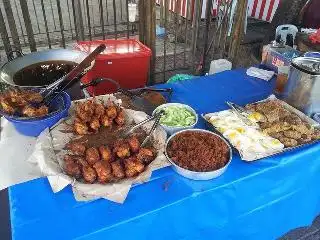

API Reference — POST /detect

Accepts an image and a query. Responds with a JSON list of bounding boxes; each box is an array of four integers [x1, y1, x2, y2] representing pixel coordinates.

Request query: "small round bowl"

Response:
[[152, 103, 198, 135], [165, 129, 232, 180], [5, 92, 71, 137]]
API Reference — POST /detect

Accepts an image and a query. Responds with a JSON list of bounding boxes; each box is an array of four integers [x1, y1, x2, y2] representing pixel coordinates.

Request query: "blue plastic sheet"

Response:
[[9, 69, 320, 240]]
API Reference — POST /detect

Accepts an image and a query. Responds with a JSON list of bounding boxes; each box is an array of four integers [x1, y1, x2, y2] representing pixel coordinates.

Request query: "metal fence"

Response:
[[153, 0, 195, 82], [0, 0, 243, 83], [0, 0, 132, 55], [153, 0, 240, 81]]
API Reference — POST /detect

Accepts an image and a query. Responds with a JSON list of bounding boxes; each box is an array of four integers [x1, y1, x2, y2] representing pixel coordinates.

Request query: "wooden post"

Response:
[[192, 0, 202, 56], [138, 0, 145, 43], [74, 0, 85, 40], [0, 8, 12, 58], [3, 0, 21, 51], [138, 0, 156, 85], [160, 0, 164, 27], [228, 0, 248, 64], [201, 0, 213, 74], [19, 0, 37, 52]]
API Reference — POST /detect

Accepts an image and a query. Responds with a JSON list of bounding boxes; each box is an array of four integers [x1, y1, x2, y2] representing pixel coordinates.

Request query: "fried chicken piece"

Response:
[[76, 100, 95, 122], [124, 157, 145, 178], [278, 108, 291, 118], [113, 140, 131, 159], [94, 102, 105, 118], [111, 160, 125, 179], [75, 102, 83, 115], [292, 124, 313, 135], [136, 148, 155, 164], [25, 91, 43, 103], [93, 161, 113, 183], [299, 134, 312, 144], [100, 115, 113, 127], [114, 109, 125, 126], [263, 122, 291, 134], [74, 120, 89, 135], [64, 155, 81, 179], [279, 137, 298, 147], [259, 121, 273, 130], [22, 106, 37, 117], [22, 105, 37, 117], [86, 147, 100, 165], [66, 142, 86, 155], [283, 130, 302, 140], [83, 100, 95, 114], [255, 101, 282, 115], [0, 97, 15, 114], [89, 117, 101, 131], [127, 136, 140, 153], [35, 105, 49, 117], [99, 145, 112, 162], [268, 131, 284, 140], [6, 90, 27, 107], [64, 155, 75, 165], [312, 130, 320, 140], [283, 114, 302, 125], [11, 96, 27, 107], [77, 157, 89, 167], [22, 105, 48, 117], [106, 105, 118, 119], [82, 165, 97, 183], [264, 108, 280, 123]]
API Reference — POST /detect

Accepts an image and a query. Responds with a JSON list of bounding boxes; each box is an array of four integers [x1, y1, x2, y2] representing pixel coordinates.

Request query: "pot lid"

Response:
[[292, 57, 320, 75]]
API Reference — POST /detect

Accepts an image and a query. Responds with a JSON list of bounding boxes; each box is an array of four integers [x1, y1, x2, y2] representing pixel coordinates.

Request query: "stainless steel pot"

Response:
[[0, 49, 91, 87], [164, 129, 232, 180], [282, 57, 320, 117]]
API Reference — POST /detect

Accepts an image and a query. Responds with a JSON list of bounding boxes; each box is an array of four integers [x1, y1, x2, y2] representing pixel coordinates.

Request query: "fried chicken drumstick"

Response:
[[63, 136, 156, 183], [0, 89, 48, 117], [73, 100, 125, 135]]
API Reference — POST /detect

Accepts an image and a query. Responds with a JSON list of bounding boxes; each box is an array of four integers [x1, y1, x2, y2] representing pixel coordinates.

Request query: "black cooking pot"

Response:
[[0, 49, 93, 99]]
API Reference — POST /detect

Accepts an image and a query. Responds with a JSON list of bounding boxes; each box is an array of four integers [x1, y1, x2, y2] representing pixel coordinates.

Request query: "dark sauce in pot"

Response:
[[13, 61, 77, 86]]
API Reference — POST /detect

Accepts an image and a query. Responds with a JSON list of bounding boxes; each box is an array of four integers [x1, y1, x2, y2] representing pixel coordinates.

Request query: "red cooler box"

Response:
[[74, 39, 152, 95]]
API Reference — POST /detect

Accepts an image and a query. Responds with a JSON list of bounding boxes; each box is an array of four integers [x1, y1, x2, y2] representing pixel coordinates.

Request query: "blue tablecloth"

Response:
[[9, 69, 320, 240]]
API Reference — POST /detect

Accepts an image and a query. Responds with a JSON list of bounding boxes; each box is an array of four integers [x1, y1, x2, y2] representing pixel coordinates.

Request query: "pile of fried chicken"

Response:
[[74, 99, 125, 135], [246, 100, 320, 147], [0, 89, 48, 117], [63, 136, 156, 183]]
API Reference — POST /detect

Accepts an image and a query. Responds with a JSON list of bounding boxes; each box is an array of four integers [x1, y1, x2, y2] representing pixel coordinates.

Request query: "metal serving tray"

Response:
[[202, 95, 320, 162]]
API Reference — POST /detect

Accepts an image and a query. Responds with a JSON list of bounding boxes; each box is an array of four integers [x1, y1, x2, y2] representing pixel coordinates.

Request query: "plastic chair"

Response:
[[275, 25, 298, 47]]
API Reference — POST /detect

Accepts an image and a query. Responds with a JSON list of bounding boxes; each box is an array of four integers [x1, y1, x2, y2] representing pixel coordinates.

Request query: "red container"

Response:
[[74, 39, 152, 96]]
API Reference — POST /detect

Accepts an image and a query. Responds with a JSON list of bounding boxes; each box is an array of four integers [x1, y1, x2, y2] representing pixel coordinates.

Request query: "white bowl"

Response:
[[165, 129, 232, 180], [152, 103, 198, 135]]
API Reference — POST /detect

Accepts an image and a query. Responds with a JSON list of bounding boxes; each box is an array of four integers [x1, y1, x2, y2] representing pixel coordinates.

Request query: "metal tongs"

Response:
[[81, 78, 173, 115], [226, 101, 258, 128], [122, 110, 164, 147], [41, 44, 106, 105]]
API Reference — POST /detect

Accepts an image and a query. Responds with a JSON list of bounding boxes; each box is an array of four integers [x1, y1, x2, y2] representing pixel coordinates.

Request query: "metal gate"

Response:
[[0, 0, 132, 57], [153, 0, 246, 82], [0, 0, 246, 84]]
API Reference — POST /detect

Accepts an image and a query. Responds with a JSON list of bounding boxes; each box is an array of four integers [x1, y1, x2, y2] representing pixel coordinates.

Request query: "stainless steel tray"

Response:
[[202, 95, 320, 162]]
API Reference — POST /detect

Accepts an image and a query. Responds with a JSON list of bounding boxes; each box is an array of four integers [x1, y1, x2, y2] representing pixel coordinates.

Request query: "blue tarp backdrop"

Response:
[[9, 69, 320, 240]]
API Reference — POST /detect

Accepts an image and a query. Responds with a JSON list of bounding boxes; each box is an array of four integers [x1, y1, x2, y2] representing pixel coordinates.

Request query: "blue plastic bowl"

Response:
[[5, 92, 71, 137]]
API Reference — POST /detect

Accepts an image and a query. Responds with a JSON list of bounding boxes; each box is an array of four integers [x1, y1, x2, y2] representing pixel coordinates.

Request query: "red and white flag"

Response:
[[155, 0, 280, 22]]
